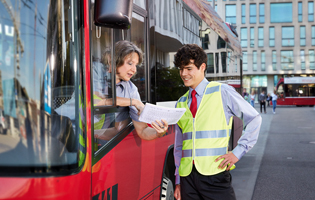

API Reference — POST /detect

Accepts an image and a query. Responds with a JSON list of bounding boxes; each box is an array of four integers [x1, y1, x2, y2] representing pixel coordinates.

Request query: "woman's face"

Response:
[[116, 52, 139, 83]]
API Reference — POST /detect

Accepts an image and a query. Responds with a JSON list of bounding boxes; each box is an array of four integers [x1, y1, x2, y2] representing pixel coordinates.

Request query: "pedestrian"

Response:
[[271, 90, 278, 114], [173, 44, 262, 200], [242, 88, 249, 102], [259, 90, 266, 114], [250, 90, 256, 107], [266, 93, 271, 106]]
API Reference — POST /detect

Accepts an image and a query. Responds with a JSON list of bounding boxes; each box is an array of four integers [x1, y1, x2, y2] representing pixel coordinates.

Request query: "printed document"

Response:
[[139, 103, 186, 125]]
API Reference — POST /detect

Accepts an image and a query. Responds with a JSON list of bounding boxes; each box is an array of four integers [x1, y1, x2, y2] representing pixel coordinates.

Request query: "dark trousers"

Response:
[[260, 101, 266, 113], [180, 165, 236, 200]]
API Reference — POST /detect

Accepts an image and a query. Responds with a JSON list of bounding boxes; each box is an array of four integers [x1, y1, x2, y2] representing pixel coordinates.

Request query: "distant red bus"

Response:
[[275, 77, 315, 106], [217, 80, 241, 94]]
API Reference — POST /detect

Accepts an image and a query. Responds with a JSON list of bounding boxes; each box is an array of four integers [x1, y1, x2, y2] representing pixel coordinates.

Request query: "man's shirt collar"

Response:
[[189, 78, 209, 97]]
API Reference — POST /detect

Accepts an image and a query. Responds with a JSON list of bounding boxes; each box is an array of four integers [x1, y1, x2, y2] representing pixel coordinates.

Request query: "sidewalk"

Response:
[[230, 104, 274, 200]]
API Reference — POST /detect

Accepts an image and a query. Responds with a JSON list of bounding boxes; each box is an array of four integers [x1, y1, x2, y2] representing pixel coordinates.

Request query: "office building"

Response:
[[213, 0, 315, 96]]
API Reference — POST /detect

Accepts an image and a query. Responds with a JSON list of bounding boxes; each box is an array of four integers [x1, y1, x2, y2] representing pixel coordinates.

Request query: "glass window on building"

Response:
[[217, 37, 226, 49], [207, 53, 214, 73], [250, 27, 255, 48], [226, 5, 236, 24], [242, 4, 246, 24], [280, 50, 294, 70], [270, 3, 293, 23], [272, 50, 277, 71], [261, 51, 265, 71], [227, 52, 231, 73], [234, 57, 238, 73], [215, 53, 219, 73], [221, 52, 227, 73], [269, 27, 275, 47], [253, 51, 257, 71], [312, 26, 315, 46], [250, 4, 257, 24], [309, 50, 315, 69], [250, 75, 267, 88], [259, 3, 265, 23], [241, 28, 248, 48], [300, 50, 306, 70], [243, 51, 248, 71], [202, 33, 209, 49], [258, 27, 264, 47], [298, 2, 303, 22], [282, 27, 294, 47], [309, 2, 314, 22], [300, 26, 306, 46]]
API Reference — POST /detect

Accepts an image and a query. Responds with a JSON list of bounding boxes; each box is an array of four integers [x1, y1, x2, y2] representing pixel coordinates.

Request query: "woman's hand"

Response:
[[132, 99, 145, 115], [151, 119, 168, 138]]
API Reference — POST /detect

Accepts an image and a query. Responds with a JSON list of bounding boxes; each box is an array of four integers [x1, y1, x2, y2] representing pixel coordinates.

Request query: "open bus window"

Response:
[[91, 5, 147, 152]]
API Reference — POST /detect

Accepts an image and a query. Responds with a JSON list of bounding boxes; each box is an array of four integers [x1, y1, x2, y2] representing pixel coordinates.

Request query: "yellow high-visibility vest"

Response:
[[78, 89, 86, 167], [93, 94, 106, 130], [176, 82, 234, 177]]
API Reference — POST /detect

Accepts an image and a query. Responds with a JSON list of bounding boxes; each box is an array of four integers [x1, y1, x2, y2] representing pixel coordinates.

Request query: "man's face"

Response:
[[179, 60, 205, 89]]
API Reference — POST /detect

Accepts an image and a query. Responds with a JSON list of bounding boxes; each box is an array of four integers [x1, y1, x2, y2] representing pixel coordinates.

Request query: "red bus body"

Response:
[[0, 1, 175, 199], [0, 0, 241, 199], [275, 77, 315, 106]]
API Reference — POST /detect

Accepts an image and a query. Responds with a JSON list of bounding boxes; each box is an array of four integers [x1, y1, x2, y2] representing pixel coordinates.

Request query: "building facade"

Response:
[[214, 0, 315, 99]]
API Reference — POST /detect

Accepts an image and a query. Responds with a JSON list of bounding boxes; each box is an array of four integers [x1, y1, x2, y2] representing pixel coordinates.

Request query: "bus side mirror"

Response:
[[94, 0, 133, 29]]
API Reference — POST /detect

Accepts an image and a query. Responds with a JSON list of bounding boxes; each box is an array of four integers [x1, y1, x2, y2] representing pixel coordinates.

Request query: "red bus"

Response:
[[217, 80, 241, 94], [0, 0, 241, 199], [275, 77, 315, 106]]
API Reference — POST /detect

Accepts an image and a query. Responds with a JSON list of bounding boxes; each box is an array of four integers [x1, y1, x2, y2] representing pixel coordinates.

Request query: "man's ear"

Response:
[[200, 63, 206, 73]]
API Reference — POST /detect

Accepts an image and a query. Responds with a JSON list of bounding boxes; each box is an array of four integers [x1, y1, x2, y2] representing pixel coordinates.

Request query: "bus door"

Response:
[[90, 1, 163, 199]]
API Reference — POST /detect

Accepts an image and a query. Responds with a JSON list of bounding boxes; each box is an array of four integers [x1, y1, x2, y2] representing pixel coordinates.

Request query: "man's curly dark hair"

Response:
[[173, 44, 207, 70]]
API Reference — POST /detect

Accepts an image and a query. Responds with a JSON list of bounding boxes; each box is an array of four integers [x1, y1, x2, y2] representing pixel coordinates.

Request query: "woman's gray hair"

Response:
[[115, 40, 143, 68]]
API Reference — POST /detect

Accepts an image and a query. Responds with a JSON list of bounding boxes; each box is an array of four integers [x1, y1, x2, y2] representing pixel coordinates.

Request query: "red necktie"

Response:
[[190, 90, 197, 118]]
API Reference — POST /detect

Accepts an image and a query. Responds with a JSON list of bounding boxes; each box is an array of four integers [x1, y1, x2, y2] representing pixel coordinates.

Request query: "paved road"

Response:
[[231, 105, 315, 200]]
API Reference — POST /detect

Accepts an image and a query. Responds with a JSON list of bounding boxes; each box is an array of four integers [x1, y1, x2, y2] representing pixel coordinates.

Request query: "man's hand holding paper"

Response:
[[139, 103, 186, 125]]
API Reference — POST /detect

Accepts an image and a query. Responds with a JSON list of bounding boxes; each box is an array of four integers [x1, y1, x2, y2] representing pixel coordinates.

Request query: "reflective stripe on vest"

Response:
[[176, 82, 234, 177]]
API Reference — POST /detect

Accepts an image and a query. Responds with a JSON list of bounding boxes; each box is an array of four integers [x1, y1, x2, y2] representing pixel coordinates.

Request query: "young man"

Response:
[[173, 44, 262, 200]]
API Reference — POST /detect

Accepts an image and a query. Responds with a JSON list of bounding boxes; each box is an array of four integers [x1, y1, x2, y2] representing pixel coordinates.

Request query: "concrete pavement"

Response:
[[231, 104, 315, 200]]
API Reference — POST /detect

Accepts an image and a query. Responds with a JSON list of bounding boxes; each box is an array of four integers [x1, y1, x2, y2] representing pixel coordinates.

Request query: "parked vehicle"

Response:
[[275, 77, 315, 106]]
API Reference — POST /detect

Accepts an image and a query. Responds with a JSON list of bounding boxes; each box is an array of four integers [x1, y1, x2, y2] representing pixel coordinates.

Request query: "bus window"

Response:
[[284, 84, 293, 97], [0, 0, 84, 174], [130, 12, 146, 101], [298, 85, 308, 97], [309, 84, 315, 96], [90, 6, 148, 152], [277, 83, 284, 98]]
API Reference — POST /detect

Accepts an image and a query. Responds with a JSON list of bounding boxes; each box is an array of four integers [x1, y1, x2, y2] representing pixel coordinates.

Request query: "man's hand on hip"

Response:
[[215, 152, 239, 171], [174, 184, 181, 200]]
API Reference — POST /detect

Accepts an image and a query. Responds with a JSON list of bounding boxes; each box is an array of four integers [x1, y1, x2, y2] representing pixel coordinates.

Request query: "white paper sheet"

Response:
[[139, 103, 186, 125]]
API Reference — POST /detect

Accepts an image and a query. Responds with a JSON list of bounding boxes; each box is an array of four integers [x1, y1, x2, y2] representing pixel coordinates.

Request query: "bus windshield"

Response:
[[0, 0, 84, 174]]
